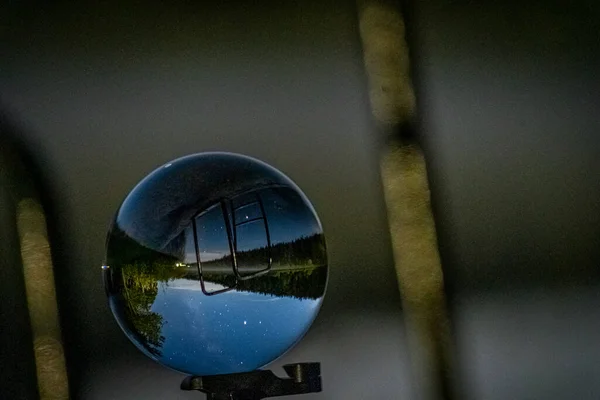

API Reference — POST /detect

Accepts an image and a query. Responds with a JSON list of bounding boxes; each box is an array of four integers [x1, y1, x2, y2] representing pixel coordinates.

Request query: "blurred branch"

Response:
[[17, 199, 70, 400], [1, 115, 70, 400], [357, 2, 453, 399]]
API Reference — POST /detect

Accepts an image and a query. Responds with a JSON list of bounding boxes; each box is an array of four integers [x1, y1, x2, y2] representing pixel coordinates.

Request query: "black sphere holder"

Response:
[[181, 362, 322, 400]]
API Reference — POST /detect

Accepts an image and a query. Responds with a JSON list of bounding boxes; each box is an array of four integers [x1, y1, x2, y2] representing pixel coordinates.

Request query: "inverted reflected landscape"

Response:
[[104, 153, 327, 376]]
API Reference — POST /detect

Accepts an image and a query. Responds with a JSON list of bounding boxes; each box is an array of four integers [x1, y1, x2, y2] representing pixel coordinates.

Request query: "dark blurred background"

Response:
[[1, 1, 410, 399], [2, 0, 600, 399], [407, 1, 600, 398]]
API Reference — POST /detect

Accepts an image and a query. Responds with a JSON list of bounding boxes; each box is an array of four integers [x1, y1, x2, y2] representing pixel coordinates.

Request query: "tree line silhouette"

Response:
[[202, 233, 326, 268], [119, 260, 187, 357], [202, 266, 326, 300], [199, 233, 327, 299]]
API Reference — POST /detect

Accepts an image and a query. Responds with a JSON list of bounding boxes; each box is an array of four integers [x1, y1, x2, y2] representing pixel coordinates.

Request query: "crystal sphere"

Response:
[[103, 152, 327, 376]]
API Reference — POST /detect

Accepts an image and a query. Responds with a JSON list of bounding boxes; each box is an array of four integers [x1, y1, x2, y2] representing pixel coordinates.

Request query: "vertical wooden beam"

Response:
[[17, 198, 70, 400], [357, 2, 453, 399]]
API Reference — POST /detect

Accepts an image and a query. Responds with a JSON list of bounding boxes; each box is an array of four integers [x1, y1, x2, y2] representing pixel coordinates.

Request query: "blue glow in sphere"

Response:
[[103, 152, 327, 376]]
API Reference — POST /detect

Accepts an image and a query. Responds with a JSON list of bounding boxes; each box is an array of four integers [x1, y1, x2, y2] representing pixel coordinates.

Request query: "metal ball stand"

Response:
[[181, 362, 322, 400]]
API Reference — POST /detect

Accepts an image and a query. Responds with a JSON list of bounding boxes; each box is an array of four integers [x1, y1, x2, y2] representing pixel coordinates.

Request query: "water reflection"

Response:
[[104, 153, 327, 376]]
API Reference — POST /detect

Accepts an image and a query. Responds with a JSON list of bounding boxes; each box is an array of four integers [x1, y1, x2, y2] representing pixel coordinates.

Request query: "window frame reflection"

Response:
[[193, 188, 274, 296]]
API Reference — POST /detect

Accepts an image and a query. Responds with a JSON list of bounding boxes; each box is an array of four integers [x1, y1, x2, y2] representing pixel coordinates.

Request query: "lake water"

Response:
[[148, 278, 322, 376]]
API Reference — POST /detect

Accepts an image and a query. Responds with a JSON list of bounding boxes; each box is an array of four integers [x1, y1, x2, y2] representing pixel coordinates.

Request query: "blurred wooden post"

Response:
[[17, 199, 70, 400], [357, 1, 453, 399]]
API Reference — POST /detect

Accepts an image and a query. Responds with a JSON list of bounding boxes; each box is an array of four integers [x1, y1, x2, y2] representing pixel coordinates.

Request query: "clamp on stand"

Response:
[[181, 362, 322, 400]]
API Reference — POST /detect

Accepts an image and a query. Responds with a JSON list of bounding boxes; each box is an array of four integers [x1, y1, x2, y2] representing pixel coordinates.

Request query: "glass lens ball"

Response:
[[103, 152, 328, 376]]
